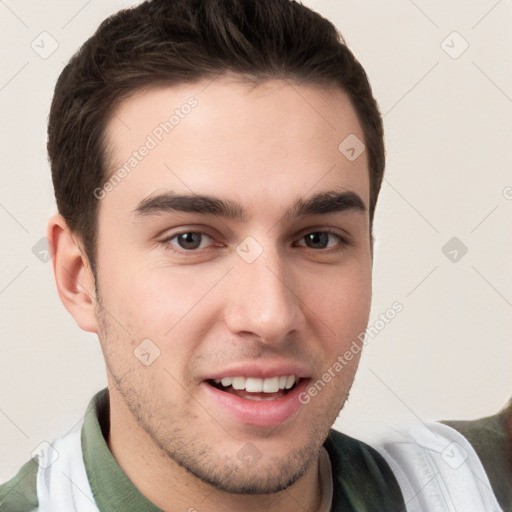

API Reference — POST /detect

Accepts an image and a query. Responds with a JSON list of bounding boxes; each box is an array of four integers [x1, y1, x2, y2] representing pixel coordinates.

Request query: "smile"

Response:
[[203, 374, 309, 427], [209, 375, 299, 400]]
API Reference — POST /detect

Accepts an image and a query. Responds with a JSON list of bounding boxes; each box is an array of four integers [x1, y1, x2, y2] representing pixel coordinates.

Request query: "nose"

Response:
[[223, 246, 306, 345]]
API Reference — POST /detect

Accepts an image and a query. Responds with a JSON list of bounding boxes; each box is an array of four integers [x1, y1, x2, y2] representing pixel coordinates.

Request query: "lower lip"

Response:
[[202, 379, 309, 428]]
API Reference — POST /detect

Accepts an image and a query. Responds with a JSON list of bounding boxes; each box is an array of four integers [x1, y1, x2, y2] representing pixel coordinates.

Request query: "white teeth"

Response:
[[221, 377, 233, 387], [285, 375, 295, 389], [263, 377, 279, 393], [215, 375, 298, 393], [232, 376, 246, 390], [245, 377, 263, 392]]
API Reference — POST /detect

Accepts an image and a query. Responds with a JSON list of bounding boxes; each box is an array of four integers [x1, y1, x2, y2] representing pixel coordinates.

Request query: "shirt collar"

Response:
[[81, 388, 161, 512]]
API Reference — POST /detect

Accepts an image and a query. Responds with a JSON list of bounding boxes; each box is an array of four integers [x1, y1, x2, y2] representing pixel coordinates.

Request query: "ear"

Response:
[[47, 214, 99, 333], [369, 226, 375, 264]]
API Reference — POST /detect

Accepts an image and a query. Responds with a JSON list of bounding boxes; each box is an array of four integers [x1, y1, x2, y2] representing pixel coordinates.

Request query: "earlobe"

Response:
[[47, 214, 99, 333]]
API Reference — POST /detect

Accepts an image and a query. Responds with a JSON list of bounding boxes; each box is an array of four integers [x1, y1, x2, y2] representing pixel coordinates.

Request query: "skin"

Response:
[[48, 76, 373, 512]]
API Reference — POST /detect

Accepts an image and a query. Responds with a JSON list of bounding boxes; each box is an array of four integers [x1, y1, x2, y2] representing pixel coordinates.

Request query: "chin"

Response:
[[172, 444, 315, 495]]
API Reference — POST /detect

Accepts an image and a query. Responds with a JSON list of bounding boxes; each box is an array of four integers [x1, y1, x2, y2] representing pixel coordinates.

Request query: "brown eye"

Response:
[[299, 232, 342, 250], [176, 233, 202, 250], [166, 232, 213, 251], [304, 232, 329, 249]]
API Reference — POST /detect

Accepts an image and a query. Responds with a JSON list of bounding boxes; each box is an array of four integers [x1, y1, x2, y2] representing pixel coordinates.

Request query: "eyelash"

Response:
[[161, 230, 349, 256]]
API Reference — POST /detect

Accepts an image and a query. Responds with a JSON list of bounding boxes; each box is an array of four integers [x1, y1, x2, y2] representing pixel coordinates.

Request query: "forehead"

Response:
[[101, 77, 369, 221]]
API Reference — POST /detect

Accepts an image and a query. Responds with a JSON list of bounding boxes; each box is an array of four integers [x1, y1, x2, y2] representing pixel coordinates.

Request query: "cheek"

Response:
[[306, 263, 372, 338], [99, 264, 213, 333], [97, 268, 225, 376]]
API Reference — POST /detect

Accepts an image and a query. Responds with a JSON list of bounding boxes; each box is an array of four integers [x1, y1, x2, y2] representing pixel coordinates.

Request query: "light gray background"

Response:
[[1, 0, 511, 480]]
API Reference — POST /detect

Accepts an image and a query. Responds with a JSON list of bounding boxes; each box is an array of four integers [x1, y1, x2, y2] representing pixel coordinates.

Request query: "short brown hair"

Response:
[[48, 0, 384, 277]]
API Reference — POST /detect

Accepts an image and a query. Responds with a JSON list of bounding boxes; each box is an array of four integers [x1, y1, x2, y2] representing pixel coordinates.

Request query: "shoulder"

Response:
[[1, 416, 97, 512], [0, 457, 39, 512], [324, 428, 407, 511], [442, 399, 512, 512], [360, 415, 508, 512]]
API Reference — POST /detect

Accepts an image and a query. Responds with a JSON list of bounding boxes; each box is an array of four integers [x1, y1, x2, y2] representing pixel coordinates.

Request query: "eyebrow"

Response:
[[132, 189, 366, 222]]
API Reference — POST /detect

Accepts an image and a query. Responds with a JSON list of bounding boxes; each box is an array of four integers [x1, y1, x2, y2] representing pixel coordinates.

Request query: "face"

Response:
[[94, 76, 372, 494]]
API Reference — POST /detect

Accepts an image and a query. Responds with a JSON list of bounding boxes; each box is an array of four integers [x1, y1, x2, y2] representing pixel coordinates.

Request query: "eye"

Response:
[[296, 231, 345, 250], [165, 232, 214, 251]]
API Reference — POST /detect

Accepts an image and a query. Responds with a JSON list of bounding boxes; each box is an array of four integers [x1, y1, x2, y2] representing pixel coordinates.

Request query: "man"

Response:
[[0, 1, 509, 511]]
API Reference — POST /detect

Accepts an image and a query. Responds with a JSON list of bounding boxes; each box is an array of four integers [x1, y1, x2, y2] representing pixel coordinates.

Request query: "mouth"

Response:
[[207, 375, 300, 401], [202, 372, 310, 428]]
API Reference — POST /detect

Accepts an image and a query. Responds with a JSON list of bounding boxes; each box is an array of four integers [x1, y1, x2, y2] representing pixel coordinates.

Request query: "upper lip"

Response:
[[202, 362, 311, 381]]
